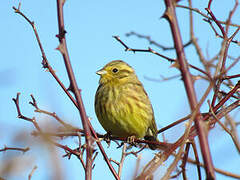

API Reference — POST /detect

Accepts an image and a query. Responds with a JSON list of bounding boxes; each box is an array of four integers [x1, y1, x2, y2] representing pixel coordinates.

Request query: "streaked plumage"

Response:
[[94, 60, 158, 149]]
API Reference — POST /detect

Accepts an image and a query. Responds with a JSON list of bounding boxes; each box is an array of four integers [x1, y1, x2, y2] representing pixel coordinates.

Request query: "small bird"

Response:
[[94, 60, 158, 149]]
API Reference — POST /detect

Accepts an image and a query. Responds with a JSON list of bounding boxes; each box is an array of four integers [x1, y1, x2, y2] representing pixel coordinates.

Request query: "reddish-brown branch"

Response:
[[180, 143, 191, 179], [211, 27, 240, 107], [113, 36, 175, 62], [187, 85, 240, 142], [12, 93, 41, 131], [176, 4, 240, 28], [225, 0, 239, 34], [158, 91, 239, 157], [219, 90, 239, 100], [15, 93, 117, 179], [114, 36, 212, 80], [188, 0, 212, 84], [32, 94, 119, 179], [36, 130, 172, 151], [55, 142, 86, 170], [206, 0, 239, 112], [211, 81, 240, 114], [223, 74, 240, 80], [191, 141, 202, 180], [158, 114, 191, 134], [170, 171, 182, 179], [12, 93, 89, 169], [118, 144, 127, 177], [55, 2, 93, 179], [208, 100, 240, 153], [0, 146, 30, 153], [28, 166, 37, 180], [29, 94, 75, 129], [12, 6, 49, 69], [225, 56, 240, 73], [203, 18, 239, 44], [163, 0, 215, 179], [206, 1, 226, 38]]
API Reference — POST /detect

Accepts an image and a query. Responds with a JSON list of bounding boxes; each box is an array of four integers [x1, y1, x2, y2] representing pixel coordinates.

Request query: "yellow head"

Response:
[[96, 60, 138, 85]]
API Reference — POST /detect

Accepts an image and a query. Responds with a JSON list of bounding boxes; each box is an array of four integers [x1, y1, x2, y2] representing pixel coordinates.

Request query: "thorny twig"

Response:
[[114, 36, 212, 80], [13, 4, 119, 180], [0, 146, 30, 153], [29, 94, 75, 129], [12, 93, 41, 131], [13, 93, 87, 170], [55, 1, 93, 178], [113, 35, 175, 62]]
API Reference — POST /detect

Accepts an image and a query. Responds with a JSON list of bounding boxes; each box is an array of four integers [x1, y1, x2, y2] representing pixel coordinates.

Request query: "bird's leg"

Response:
[[127, 135, 137, 147], [103, 132, 112, 147]]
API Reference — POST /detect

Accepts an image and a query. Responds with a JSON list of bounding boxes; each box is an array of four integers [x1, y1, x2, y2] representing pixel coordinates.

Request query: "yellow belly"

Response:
[[99, 107, 149, 138], [95, 83, 153, 138]]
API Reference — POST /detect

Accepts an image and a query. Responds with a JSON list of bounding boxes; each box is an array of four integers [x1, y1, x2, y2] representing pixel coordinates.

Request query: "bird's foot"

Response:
[[103, 132, 112, 147], [127, 135, 137, 146]]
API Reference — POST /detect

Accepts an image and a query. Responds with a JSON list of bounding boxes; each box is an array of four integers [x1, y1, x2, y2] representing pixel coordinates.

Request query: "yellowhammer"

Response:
[[95, 60, 158, 149]]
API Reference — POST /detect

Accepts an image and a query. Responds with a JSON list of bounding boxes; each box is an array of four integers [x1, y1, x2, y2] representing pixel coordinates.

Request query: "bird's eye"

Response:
[[112, 68, 118, 73]]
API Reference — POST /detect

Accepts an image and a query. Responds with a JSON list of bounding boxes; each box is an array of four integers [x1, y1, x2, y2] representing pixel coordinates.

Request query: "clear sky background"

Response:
[[1, 0, 240, 179]]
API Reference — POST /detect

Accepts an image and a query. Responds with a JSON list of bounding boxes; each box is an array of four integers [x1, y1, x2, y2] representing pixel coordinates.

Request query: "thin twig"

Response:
[[176, 4, 240, 28], [191, 141, 202, 180], [180, 142, 191, 179], [126, 31, 192, 50], [118, 143, 127, 177], [28, 166, 38, 180], [114, 36, 212, 80], [12, 93, 41, 131], [158, 114, 192, 134], [29, 94, 75, 129], [0, 146, 30, 153], [133, 155, 141, 178]]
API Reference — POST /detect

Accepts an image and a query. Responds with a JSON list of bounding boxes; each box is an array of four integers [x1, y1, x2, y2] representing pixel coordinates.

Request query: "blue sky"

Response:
[[1, 0, 240, 179]]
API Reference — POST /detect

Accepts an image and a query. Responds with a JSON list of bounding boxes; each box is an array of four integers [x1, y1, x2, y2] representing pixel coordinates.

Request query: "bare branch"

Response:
[[114, 36, 212, 80], [55, 1, 93, 178], [176, 4, 240, 28], [0, 146, 30, 153], [28, 166, 37, 180], [126, 31, 192, 50]]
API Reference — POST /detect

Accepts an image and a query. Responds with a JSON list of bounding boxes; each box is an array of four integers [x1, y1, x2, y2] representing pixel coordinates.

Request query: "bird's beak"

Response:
[[96, 69, 107, 75]]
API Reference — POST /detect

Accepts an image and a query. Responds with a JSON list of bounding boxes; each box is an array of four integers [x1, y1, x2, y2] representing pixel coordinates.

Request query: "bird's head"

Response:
[[96, 60, 137, 85]]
